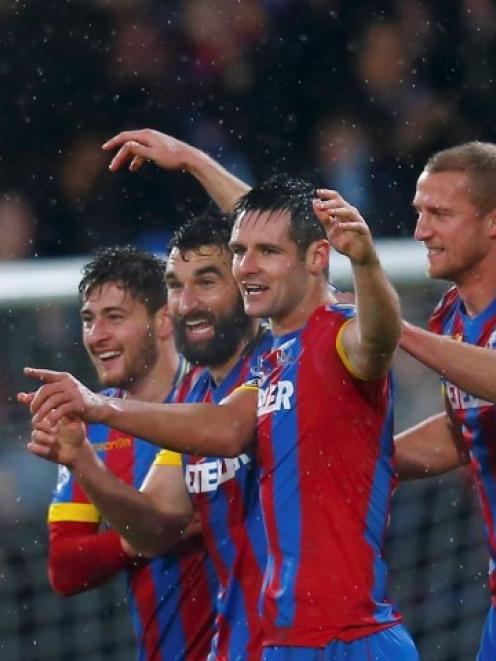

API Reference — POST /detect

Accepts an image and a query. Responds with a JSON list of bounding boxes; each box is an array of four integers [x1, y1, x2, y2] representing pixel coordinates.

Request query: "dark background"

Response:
[[1, 0, 495, 257]]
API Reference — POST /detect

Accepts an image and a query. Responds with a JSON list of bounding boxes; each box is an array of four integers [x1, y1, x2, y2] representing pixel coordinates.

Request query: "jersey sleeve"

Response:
[[335, 317, 363, 378], [48, 521, 137, 596], [153, 449, 183, 467], [48, 464, 101, 524]]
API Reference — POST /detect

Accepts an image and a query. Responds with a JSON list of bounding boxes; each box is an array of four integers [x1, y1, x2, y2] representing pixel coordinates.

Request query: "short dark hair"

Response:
[[79, 245, 167, 313], [425, 141, 496, 215], [233, 173, 327, 258], [167, 209, 234, 257]]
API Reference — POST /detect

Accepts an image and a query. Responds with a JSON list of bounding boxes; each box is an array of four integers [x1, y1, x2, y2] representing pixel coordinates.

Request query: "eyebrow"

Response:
[[80, 305, 127, 316], [411, 200, 451, 213], [166, 265, 225, 281], [229, 241, 280, 251]]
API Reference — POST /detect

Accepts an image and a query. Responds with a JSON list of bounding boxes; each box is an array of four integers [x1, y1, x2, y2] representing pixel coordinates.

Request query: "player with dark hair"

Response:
[[47, 245, 217, 660], [25, 212, 272, 659], [159, 211, 272, 658], [22, 174, 419, 659], [393, 141, 496, 660]]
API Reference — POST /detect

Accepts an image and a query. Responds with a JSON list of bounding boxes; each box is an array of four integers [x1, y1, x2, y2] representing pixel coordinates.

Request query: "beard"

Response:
[[173, 297, 252, 367], [94, 331, 160, 390]]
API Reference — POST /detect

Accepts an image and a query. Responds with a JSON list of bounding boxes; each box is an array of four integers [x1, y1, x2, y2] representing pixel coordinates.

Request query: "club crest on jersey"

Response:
[[250, 354, 267, 380], [258, 379, 294, 415], [276, 339, 296, 366], [185, 454, 252, 493]]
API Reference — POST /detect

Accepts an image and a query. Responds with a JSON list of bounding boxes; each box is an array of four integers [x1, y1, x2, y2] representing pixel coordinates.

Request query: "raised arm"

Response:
[[29, 416, 194, 557], [102, 128, 250, 212], [313, 189, 401, 380], [401, 320, 496, 402], [19, 368, 257, 458], [394, 410, 469, 480]]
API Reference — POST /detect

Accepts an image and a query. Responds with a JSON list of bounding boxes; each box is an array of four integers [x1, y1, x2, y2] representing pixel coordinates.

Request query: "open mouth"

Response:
[[96, 350, 122, 363], [244, 284, 268, 296], [426, 247, 443, 259], [184, 318, 214, 338]]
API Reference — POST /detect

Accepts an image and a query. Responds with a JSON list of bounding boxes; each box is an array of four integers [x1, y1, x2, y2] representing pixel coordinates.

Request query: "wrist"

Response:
[[87, 393, 112, 424], [182, 145, 208, 175], [68, 437, 97, 473], [350, 253, 381, 268]]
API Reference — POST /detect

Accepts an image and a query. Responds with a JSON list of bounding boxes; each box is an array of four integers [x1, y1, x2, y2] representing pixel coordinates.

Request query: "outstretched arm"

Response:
[[102, 128, 250, 212], [394, 410, 469, 480], [313, 190, 401, 380], [29, 416, 194, 557], [19, 368, 257, 458], [401, 320, 496, 402]]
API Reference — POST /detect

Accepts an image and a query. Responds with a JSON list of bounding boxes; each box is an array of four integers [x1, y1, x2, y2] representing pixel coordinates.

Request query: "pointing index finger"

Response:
[[24, 367, 65, 382]]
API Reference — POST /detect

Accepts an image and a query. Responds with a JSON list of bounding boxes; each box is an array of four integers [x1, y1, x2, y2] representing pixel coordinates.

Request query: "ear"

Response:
[[155, 305, 174, 340], [488, 210, 496, 239], [306, 239, 330, 276]]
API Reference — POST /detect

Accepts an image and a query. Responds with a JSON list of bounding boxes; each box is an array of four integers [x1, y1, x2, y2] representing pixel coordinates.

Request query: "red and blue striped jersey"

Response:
[[48, 362, 217, 661], [155, 328, 273, 660], [242, 304, 401, 647], [429, 286, 496, 602]]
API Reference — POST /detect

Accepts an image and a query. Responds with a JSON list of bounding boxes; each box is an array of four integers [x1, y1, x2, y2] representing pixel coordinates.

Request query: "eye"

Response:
[[231, 246, 245, 256], [198, 278, 216, 287], [107, 313, 125, 322]]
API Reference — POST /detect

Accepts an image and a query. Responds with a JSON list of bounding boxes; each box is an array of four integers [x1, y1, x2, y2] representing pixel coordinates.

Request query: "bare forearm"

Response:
[[350, 260, 401, 377], [401, 322, 496, 402], [70, 443, 188, 555], [184, 148, 250, 212], [353, 260, 401, 352], [394, 412, 468, 480], [96, 399, 251, 457]]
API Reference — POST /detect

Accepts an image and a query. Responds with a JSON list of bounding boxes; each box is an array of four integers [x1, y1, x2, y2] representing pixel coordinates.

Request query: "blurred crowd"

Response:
[[0, 0, 495, 258]]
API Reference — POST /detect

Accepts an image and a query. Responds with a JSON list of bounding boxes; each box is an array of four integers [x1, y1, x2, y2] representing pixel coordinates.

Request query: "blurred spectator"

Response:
[[0, 0, 494, 254], [0, 192, 37, 260]]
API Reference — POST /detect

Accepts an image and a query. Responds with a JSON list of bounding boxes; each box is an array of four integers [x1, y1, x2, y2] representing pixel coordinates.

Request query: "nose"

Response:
[[85, 317, 110, 344], [413, 212, 432, 242], [235, 249, 260, 278], [177, 285, 200, 316]]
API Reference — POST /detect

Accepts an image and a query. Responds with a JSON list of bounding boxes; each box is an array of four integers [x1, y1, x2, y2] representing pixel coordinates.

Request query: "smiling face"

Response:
[[413, 170, 495, 283], [166, 245, 252, 367], [81, 282, 161, 389], [230, 210, 317, 330]]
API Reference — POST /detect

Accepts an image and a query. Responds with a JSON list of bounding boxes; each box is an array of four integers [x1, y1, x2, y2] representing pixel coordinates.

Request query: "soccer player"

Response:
[[46, 246, 216, 660], [21, 176, 419, 659], [392, 142, 496, 660], [25, 212, 272, 659]]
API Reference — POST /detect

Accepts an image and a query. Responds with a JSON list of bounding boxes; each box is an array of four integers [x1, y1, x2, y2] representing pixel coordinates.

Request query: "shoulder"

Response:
[[305, 304, 356, 339], [325, 303, 356, 320], [429, 286, 459, 329], [174, 365, 207, 402]]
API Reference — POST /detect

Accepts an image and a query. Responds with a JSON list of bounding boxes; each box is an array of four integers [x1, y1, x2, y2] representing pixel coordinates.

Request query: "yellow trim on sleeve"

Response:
[[234, 384, 259, 393], [48, 502, 101, 524], [154, 449, 182, 467], [335, 317, 366, 380]]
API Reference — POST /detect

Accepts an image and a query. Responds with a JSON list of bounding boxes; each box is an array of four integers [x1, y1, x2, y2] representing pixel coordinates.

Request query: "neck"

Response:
[[209, 319, 260, 384], [454, 255, 496, 316], [271, 279, 333, 336], [125, 343, 180, 403]]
